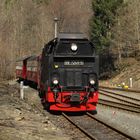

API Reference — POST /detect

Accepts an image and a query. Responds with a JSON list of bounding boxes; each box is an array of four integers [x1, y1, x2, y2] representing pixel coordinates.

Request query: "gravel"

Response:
[[96, 104, 140, 140]]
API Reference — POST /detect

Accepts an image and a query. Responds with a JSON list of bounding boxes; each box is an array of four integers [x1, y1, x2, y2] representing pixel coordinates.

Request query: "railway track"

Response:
[[62, 112, 136, 140], [0, 82, 139, 140], [99, 90, 140, 107], [100, 88, 140, 102], [98, 99, 140, 113], [100, 86, 140, 93]]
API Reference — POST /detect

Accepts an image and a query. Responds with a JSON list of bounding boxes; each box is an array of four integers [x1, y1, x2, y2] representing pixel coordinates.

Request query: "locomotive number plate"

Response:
[[64, 61, 84, 65]]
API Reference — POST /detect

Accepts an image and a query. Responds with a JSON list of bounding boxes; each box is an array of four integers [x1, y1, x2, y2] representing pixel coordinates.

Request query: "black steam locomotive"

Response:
[[39, 33, 99, 111]]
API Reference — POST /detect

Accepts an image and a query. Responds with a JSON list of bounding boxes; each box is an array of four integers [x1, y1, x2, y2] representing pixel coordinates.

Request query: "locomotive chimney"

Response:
[[54, 17, 59, 38]]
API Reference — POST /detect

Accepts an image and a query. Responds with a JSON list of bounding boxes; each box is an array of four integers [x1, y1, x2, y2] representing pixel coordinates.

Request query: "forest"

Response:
[[0, 0, 140, 80]]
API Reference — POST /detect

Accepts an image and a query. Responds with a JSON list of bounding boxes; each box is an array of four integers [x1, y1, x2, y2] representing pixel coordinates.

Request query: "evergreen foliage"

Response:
[[90, 0, 123, 53]]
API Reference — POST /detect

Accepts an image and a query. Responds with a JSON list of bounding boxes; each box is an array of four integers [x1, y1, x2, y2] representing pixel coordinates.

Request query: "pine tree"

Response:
[[90, 0, 123, 53]]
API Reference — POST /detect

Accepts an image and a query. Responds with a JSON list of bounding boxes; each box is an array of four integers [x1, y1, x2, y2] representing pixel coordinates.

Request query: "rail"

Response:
[[100, 86, 140, 93], [98, 99, 140, 113], [86, 113, 137, 140], [62, 112, 137, 140]]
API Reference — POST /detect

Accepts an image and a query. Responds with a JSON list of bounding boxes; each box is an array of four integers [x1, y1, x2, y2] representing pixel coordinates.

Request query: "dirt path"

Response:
[[0, 81, 70, 140]]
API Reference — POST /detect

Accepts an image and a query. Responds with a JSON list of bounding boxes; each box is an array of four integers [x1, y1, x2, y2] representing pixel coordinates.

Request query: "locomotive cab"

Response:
[[40, 33, 99, 111]]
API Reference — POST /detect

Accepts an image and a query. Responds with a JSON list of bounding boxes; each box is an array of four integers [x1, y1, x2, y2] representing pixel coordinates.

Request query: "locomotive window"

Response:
[[55, 41, 94, 56]]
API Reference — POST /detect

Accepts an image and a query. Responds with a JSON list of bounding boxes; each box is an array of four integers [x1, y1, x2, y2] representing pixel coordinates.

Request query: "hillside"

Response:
[[101, 58, 140, 89]]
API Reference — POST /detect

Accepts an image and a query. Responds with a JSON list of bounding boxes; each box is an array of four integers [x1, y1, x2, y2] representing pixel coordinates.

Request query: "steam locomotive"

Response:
[[16, 33, 99, 112]]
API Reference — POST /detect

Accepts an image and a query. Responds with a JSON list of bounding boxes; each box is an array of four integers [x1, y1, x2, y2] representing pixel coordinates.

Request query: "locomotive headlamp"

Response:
[[90, 80, 95, 85], [71, 43, 78, 51], [53, 79, 59, 85]]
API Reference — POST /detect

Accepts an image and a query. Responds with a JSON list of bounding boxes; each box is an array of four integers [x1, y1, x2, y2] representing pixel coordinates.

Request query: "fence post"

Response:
[[129, 78, 133, 88], [20, 81, 24, 99]]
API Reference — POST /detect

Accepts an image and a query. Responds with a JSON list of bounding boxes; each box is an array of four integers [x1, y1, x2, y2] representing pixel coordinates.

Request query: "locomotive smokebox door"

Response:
[[70, 93, 80, 103]]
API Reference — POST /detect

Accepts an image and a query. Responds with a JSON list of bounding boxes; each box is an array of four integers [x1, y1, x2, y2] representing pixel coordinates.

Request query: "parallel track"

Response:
[[100, 86, 140, 93], [98, 99, 140, 113], [62, 112, 136, 140], [86, 113, 136, 140], [99, 91, 140, 107], [100, 88, 140, 102]]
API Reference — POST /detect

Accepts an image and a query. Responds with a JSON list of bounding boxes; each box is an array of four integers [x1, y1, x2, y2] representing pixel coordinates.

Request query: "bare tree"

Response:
[[111, 0, 140, 63], [0, 0, 92, 79]]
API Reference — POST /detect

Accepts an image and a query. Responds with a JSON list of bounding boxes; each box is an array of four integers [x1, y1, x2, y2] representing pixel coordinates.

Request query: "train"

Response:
[[16, 33, 99, 112]]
